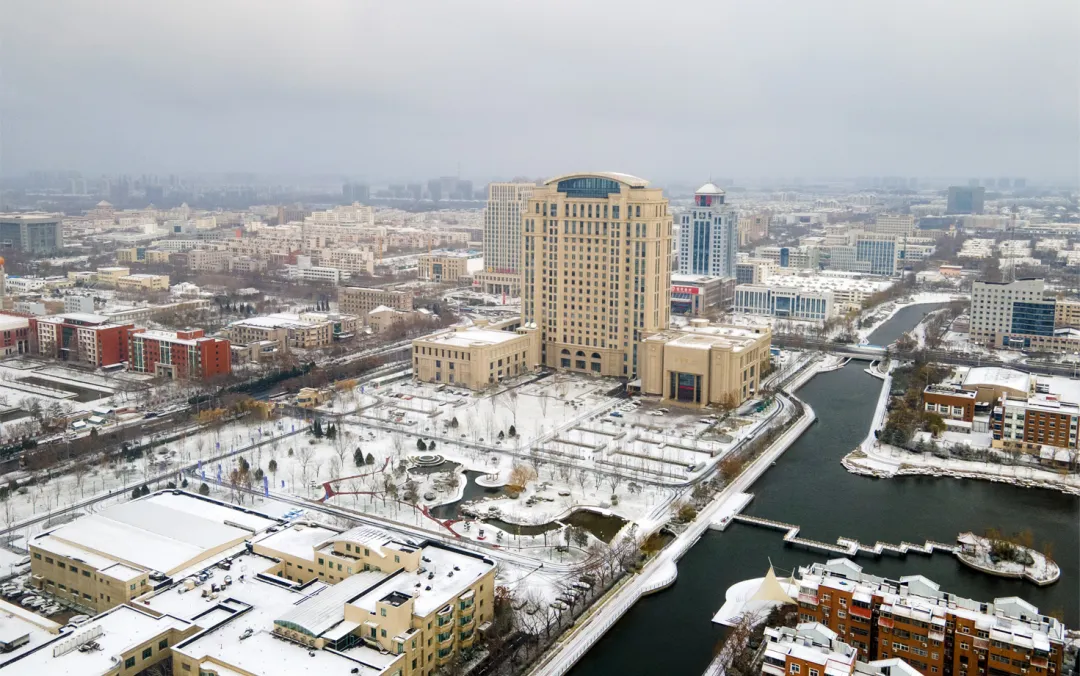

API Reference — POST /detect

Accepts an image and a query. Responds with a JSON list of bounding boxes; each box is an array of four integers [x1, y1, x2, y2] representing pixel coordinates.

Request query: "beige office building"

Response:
[[116, 273, 170, 292], [737, 211, 770, 246], [93, 266, 131, 286], [870, 213, 916, 237], [27, 492, 277, 614], [522, 172, 672, 378], [638, 321, 772, 408], [417, 252, 483, 283], [339, 286, 414, 315], [481, 182, 534, 292], [412, 323, 537, 389]]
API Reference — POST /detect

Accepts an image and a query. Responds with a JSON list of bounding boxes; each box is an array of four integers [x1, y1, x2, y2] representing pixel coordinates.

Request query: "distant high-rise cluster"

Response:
[[946, 186, 986, 214], [342, 182, 370, 203]]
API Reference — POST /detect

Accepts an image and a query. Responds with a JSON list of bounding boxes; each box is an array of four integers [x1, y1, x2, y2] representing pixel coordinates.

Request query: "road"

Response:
[[0, 425, 310, 538]]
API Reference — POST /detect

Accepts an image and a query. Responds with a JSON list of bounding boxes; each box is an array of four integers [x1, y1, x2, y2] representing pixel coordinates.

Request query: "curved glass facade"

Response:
[[556, 177, 623, 198]]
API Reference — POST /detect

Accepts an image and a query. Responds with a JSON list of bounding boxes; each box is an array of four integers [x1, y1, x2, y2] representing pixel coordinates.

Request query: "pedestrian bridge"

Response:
[[732, 514, 958, 557]]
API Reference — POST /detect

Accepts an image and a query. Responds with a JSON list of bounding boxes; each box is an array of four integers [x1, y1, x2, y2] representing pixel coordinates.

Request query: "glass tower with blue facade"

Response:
[[677, 183, 736, 278]]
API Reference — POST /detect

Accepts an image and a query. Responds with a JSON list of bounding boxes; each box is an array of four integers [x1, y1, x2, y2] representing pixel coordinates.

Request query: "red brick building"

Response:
[[922, 386, 976, 422], [128, 328, 231, 380], [29, 313, 134, 367], [791, 559, 1065, 676], [0, 314, 31, 356]]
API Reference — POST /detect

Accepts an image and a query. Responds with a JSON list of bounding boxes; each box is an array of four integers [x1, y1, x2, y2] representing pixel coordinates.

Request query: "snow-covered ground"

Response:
[[844, 441, 1080, 496], [956, 533, 1060, 585]]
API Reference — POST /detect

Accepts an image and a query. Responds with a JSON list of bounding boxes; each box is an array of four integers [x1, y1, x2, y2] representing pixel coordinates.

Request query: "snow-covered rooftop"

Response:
[[350, 544, 494, 618], [183, 629, 391, 676], [11, 604, 192, 676], [34, 492, 277, 576], [253, 523, 339, 561], [275, 570, 388, 637], [416, 327, 523, 348], [961, 366, 1031, 395]]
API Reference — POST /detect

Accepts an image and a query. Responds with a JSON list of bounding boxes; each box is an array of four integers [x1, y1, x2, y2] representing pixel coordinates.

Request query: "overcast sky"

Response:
[[2, 0, 1077, 183]]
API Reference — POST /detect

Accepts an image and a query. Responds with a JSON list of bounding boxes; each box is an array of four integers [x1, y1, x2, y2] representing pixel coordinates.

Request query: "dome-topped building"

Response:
[[677, 181, 736, 277]]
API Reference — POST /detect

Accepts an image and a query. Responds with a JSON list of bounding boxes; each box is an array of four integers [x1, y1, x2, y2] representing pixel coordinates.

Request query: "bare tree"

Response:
[[575, 468, 589, 494], [607, 472, 623, 495], [296, 445, 315, 484]]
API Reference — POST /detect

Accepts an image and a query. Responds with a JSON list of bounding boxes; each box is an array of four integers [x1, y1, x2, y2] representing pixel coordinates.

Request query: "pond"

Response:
[[483, 518, 562, 537], [562, 509, 628, 543], [429, 470, 509, 519]]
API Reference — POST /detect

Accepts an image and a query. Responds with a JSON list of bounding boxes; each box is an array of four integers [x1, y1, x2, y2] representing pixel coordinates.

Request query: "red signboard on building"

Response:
[[672, 285, 700, 295]]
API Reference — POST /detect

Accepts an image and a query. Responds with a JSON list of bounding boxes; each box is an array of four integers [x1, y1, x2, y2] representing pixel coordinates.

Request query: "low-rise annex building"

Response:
[[339, 286, 414, 315], [16, 491, 497, 676], [412, 321, 538, 389], [417, 251, 483, 283], [116, 273, 170, 292], [638, 321, 772, 408], [27, 492, 278, 614]]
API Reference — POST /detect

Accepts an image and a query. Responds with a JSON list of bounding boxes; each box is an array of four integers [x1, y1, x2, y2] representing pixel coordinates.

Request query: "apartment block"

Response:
[[418, 251, 483, 282], [763, 622, 923, 676], [412, 323, 537, 389], [522, 172, 673, 378], [30, 313, 134, 367], [187, 248, 230, 273], [128, 328, 231, 379], [790, 558, 1065, 676], [638, 322, 771, 408], [318, 247, 376, 275], [339, 286, 414, 315]]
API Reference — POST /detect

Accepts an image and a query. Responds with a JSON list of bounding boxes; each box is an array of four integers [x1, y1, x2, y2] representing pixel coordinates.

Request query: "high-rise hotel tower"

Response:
[[521, 173, 672, 378]]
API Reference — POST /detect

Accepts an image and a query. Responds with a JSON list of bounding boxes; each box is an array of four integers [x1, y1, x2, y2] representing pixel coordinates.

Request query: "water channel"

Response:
[[570, 304, 1079, 676]]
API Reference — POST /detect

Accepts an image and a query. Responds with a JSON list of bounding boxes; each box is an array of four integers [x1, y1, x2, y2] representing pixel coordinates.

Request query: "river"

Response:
[[569, 304, 1079, 676]]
